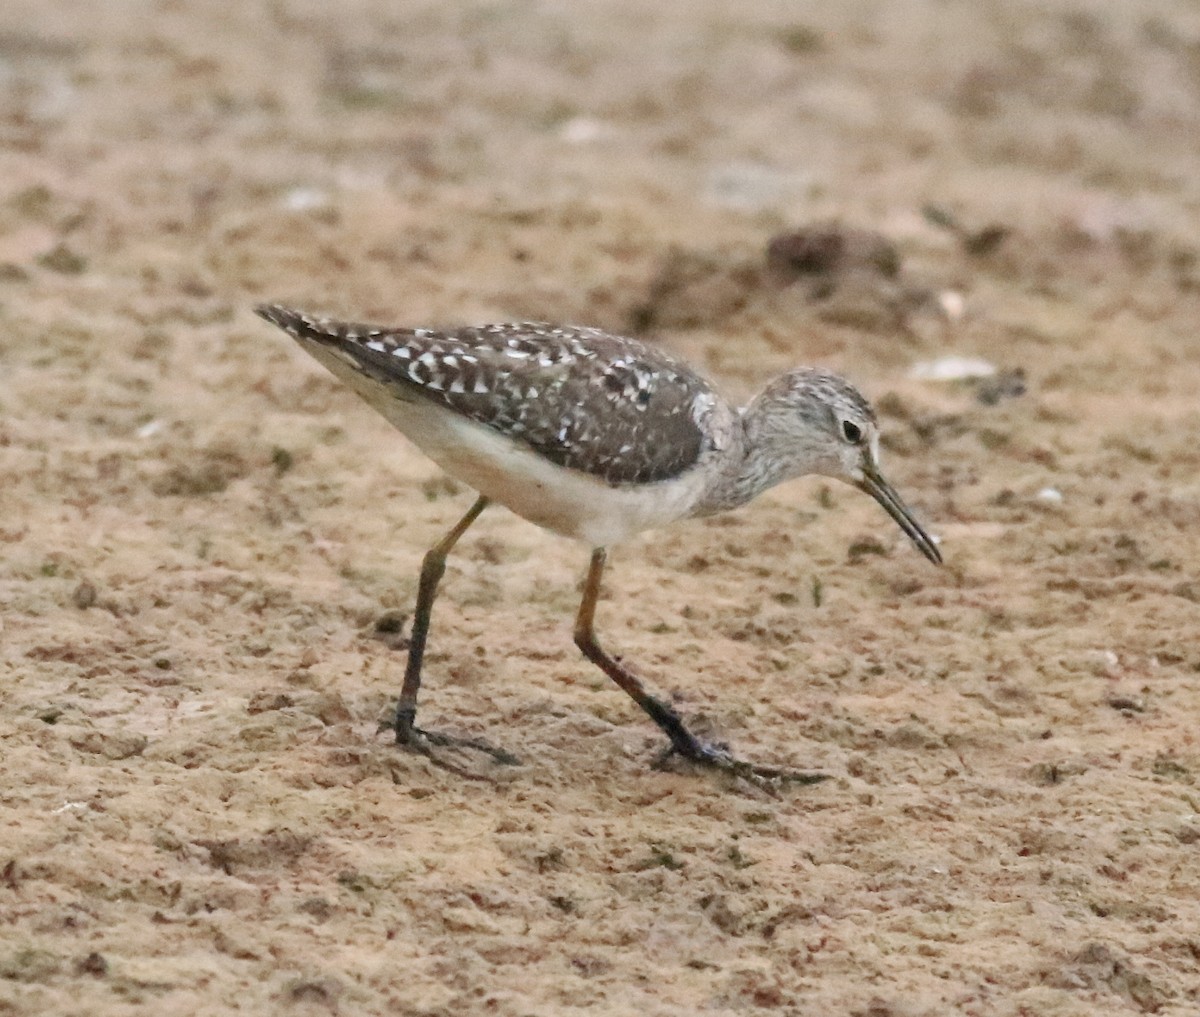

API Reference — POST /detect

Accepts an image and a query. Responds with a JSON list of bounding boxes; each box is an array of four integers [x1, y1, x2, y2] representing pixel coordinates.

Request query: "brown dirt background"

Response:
[[3, 1, 1200, 1014]]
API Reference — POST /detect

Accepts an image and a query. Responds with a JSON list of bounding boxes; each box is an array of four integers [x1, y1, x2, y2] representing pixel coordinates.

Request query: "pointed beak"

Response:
[[856, 465, 942, 565]]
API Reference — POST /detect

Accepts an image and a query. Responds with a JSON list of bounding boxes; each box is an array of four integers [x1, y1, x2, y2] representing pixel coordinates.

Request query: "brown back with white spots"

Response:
[[256, 305, 721, 485]]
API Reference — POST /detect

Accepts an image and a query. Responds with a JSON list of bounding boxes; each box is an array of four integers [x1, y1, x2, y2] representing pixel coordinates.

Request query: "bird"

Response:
[[256, 303, 942, 783]]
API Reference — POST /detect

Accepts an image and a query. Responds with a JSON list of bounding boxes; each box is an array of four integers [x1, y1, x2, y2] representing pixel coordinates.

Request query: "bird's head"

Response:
[[747, 368, 942, 564]]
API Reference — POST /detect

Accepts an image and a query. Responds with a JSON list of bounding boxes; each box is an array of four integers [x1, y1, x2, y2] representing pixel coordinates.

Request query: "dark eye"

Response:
[[841, 419, 863, 444]]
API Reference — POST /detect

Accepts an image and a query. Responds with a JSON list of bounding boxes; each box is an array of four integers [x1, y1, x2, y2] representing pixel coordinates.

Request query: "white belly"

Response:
[[396, 400, 710, 546], [310, 342, 711, 546]]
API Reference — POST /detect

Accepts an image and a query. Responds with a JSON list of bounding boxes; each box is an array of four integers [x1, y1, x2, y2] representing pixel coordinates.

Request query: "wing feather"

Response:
[[256, 305, 715, 485]]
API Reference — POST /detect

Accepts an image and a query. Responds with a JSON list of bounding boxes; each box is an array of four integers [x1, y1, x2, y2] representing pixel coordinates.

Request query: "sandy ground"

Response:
[[3, 1, 1200, 1014]]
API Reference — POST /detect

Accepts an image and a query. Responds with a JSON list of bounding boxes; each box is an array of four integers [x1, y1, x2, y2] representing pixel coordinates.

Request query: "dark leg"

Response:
[[573, 548, 826, 790], [393, 496, 517, 765], [574, 548, 709, 758]]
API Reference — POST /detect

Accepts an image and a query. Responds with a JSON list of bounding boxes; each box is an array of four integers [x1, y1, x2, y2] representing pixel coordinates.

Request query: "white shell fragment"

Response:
[[908, 356, 997, 382]]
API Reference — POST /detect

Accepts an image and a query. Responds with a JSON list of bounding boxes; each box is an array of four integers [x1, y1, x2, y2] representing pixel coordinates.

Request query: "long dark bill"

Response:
[[857, 467, 942, 565]]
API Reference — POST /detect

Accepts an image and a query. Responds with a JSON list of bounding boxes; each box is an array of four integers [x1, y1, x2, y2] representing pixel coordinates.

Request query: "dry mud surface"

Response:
[[3, 2, 1200, 1015]]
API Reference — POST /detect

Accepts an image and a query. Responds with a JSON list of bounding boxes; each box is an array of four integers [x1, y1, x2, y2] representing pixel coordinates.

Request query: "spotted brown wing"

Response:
[[257, 306, 714, 485]]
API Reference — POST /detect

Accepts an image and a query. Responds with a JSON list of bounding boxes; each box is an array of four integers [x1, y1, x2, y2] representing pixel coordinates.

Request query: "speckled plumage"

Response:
[[256, 305, 718, 486], [256, 303, 938, 561], [256, 301, 941, 780]]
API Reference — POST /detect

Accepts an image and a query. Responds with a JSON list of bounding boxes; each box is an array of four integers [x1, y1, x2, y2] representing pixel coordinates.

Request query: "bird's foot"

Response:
[[653, 741, 828, 795], [388, 715, 521, 776], [407, 726, 521, 766]]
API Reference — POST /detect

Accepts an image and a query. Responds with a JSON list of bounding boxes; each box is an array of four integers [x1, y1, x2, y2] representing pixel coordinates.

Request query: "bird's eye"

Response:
[[841, 419, 863, 444]]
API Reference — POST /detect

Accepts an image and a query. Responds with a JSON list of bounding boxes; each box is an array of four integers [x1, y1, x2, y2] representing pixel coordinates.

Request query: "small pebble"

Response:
[[909, 356, 996, 382]]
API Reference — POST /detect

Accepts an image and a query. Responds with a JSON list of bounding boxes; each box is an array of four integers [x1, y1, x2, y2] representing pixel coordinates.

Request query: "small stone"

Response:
[[37, 243, 87, 274], [71, 582, 97, 609], [75, 952, 108, 977], [767, 223, 900, 281], [908, 356, 997, 382], [976, 367, 1027, 405]]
